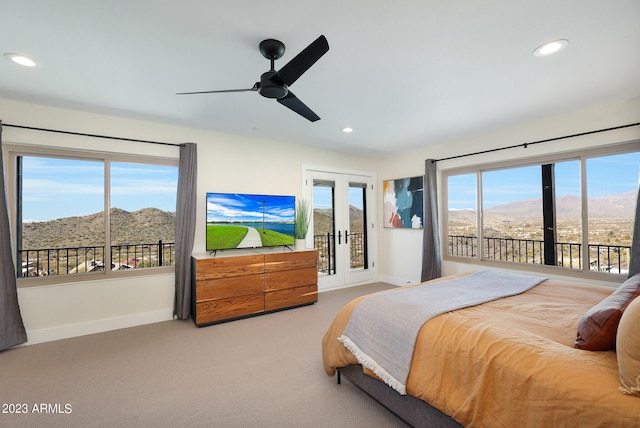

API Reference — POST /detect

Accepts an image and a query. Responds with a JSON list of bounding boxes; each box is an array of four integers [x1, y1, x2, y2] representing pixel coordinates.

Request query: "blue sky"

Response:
[[448, 152, 640, 210], [21, 157, 178, 222], [206, 193, 295, 223], [313, 186, 333, 210], [19, 152, 639, 221], [313, 186, 365, 210]]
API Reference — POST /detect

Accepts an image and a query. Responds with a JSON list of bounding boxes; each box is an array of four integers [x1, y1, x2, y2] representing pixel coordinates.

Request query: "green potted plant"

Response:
[[294, 198, 310, 250]]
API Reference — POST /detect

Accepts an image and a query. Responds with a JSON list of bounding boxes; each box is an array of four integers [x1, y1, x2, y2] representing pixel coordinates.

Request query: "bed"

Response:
[[322, 271, 640, 427]]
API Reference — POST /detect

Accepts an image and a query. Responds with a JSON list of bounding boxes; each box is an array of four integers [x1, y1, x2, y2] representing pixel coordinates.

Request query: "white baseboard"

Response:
[[376, 274, 421, 287], [22, 308, 174, 346], [318, 279, 376, 293]]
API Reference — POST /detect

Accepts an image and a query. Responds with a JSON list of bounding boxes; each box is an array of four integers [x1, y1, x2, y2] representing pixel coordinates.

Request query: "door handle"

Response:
[[345, 230, 349, 244], [337, 230, 342, 245]]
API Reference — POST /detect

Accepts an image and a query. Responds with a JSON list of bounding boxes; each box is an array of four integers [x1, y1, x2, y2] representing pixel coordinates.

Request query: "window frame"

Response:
[[441, 141, 639, 281], [5, 144, 179, 288]]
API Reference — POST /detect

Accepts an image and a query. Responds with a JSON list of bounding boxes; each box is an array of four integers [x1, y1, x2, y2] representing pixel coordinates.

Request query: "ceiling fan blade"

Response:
[[272, 35, 329, 87], [277, 91, 320, 122], [177, 83, 259, 95]]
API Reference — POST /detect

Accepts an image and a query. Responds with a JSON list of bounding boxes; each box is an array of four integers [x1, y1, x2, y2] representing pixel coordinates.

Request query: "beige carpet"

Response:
[[0, 283, 408, 428]]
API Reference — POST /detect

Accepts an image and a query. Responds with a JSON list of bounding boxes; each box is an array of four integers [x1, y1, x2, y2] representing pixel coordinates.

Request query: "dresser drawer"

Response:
[[264, 250, 317, 273], [195, 294, 264, 325], [265, 267, 317, 291], [196, 273, 264, 301], [194, 254, 264, 281], [265, 284, 317, 311]]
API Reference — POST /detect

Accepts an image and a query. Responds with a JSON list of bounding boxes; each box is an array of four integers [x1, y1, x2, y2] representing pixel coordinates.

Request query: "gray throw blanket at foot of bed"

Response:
[[338, 270, 547, 394]]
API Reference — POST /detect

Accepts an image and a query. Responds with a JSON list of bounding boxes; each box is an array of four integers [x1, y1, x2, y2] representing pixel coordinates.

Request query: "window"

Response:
[[8, 147, 178, 284], [482, 165, 543, 264], [447, 173, 477, 257], [109, 161, 178, 270], [586, 153, 638, 274], [443, 143, 639, 277]]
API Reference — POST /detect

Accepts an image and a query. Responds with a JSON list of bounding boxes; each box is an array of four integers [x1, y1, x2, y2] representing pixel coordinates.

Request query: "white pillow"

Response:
[[617, 295, 640, 396]]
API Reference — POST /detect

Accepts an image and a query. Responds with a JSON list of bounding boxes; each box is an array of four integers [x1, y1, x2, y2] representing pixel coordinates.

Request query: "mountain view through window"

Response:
[[16, 155, 178, 278], [447, 150, 639, 275]]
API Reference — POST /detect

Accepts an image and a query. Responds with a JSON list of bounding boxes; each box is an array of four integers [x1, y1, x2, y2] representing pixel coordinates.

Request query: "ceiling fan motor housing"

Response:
[[258, 71, 289, 99], [259, 39, 285, 60]]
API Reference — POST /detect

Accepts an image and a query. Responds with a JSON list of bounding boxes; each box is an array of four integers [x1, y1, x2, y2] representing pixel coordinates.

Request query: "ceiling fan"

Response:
[[177, 35, 329, 122]]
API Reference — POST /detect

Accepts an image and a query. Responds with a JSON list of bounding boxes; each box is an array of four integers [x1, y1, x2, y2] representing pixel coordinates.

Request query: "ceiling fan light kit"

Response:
[[178, 35, 329, 122]]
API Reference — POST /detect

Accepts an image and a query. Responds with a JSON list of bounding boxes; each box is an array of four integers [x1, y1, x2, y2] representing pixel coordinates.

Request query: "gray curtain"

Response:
[[628, 181, 640, 278], [174, 143, 197, 319], [421, 159, 441, 282], [0, 122, 28, 350]]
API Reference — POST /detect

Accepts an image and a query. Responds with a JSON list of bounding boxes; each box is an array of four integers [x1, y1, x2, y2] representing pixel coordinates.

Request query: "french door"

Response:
[[303, 167, 375, 290]]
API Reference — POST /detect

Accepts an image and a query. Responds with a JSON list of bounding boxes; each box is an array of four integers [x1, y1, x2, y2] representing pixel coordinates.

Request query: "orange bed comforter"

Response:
[[322, 274, 640, 427]]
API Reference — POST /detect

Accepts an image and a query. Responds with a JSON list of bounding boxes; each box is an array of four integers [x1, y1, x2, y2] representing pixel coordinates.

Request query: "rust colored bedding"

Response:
[[322, 274, 640, 427]]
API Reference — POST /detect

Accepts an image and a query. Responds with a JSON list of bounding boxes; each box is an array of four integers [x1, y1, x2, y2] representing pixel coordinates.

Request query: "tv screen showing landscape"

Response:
[[206, 192, 296, 251]]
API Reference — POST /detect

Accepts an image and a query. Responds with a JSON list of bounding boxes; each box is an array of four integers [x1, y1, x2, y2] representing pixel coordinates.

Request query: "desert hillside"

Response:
[[21, 208, 176, 249]]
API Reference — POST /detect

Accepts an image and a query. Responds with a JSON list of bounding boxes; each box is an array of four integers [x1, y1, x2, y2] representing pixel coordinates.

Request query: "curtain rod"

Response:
[[434, 122, 640, 163], [1, 123, 182, 147]]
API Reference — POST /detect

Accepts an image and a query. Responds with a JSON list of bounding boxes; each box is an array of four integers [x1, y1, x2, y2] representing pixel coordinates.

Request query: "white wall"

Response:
[[190, 127, 378, 255], [0, 98, 376, 344], [376, 96, 640, 286]]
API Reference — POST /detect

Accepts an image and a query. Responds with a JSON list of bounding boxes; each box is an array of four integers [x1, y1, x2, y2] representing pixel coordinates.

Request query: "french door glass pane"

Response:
[[349, 182, 367, 270], [313, 180, 335, 275]]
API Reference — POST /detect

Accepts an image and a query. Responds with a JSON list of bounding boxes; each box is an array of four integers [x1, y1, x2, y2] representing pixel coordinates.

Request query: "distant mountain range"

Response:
[[314, 206, 364, 235], [21, 208, 176, 250], [450, 190, 636, 221]]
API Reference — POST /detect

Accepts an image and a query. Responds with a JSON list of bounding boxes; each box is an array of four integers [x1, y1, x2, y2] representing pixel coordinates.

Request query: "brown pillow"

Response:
[[617, 295, 640, 396], [575, 273, 640, 351]]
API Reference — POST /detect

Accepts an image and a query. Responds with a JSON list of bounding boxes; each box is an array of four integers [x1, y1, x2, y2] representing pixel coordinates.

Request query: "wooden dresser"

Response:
[[191, 249, 318, 326]]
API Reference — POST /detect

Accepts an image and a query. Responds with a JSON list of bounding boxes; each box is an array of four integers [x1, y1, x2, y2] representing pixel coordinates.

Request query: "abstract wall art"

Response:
[[383, 175, 424, 229]]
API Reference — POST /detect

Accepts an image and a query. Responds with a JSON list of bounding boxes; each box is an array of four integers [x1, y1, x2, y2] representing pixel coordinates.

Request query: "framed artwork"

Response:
[[383, 175, 424, 229]]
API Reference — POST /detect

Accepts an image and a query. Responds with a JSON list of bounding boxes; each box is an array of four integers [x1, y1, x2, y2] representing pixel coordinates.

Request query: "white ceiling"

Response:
[[1, 1, 639, 157]]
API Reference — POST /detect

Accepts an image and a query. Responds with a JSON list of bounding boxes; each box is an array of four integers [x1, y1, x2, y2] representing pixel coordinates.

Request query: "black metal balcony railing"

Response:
[[448, 234, 631, 274], [21, 234, 629, 278], [18, 240, 175, 277], [348, 232, 366, 270], [313, 232, 366, 275], [314, 233, 335, 275]]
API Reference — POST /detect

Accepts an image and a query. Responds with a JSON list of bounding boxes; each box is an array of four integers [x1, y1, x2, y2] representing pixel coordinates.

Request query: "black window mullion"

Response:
[[542, 164, 557, 266]]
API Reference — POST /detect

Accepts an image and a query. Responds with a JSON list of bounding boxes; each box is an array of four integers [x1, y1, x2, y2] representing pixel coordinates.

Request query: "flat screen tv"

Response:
[[206, 192, 296, 252]]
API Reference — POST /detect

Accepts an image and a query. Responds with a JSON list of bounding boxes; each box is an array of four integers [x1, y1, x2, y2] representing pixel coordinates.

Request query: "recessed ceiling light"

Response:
[[533, 39, 568, 57], [342, 127, 353, 133], [4, 53, 38, 67]]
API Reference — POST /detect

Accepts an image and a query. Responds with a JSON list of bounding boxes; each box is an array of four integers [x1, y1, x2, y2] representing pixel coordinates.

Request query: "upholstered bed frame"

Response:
[[337, 364, 461, 428]]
